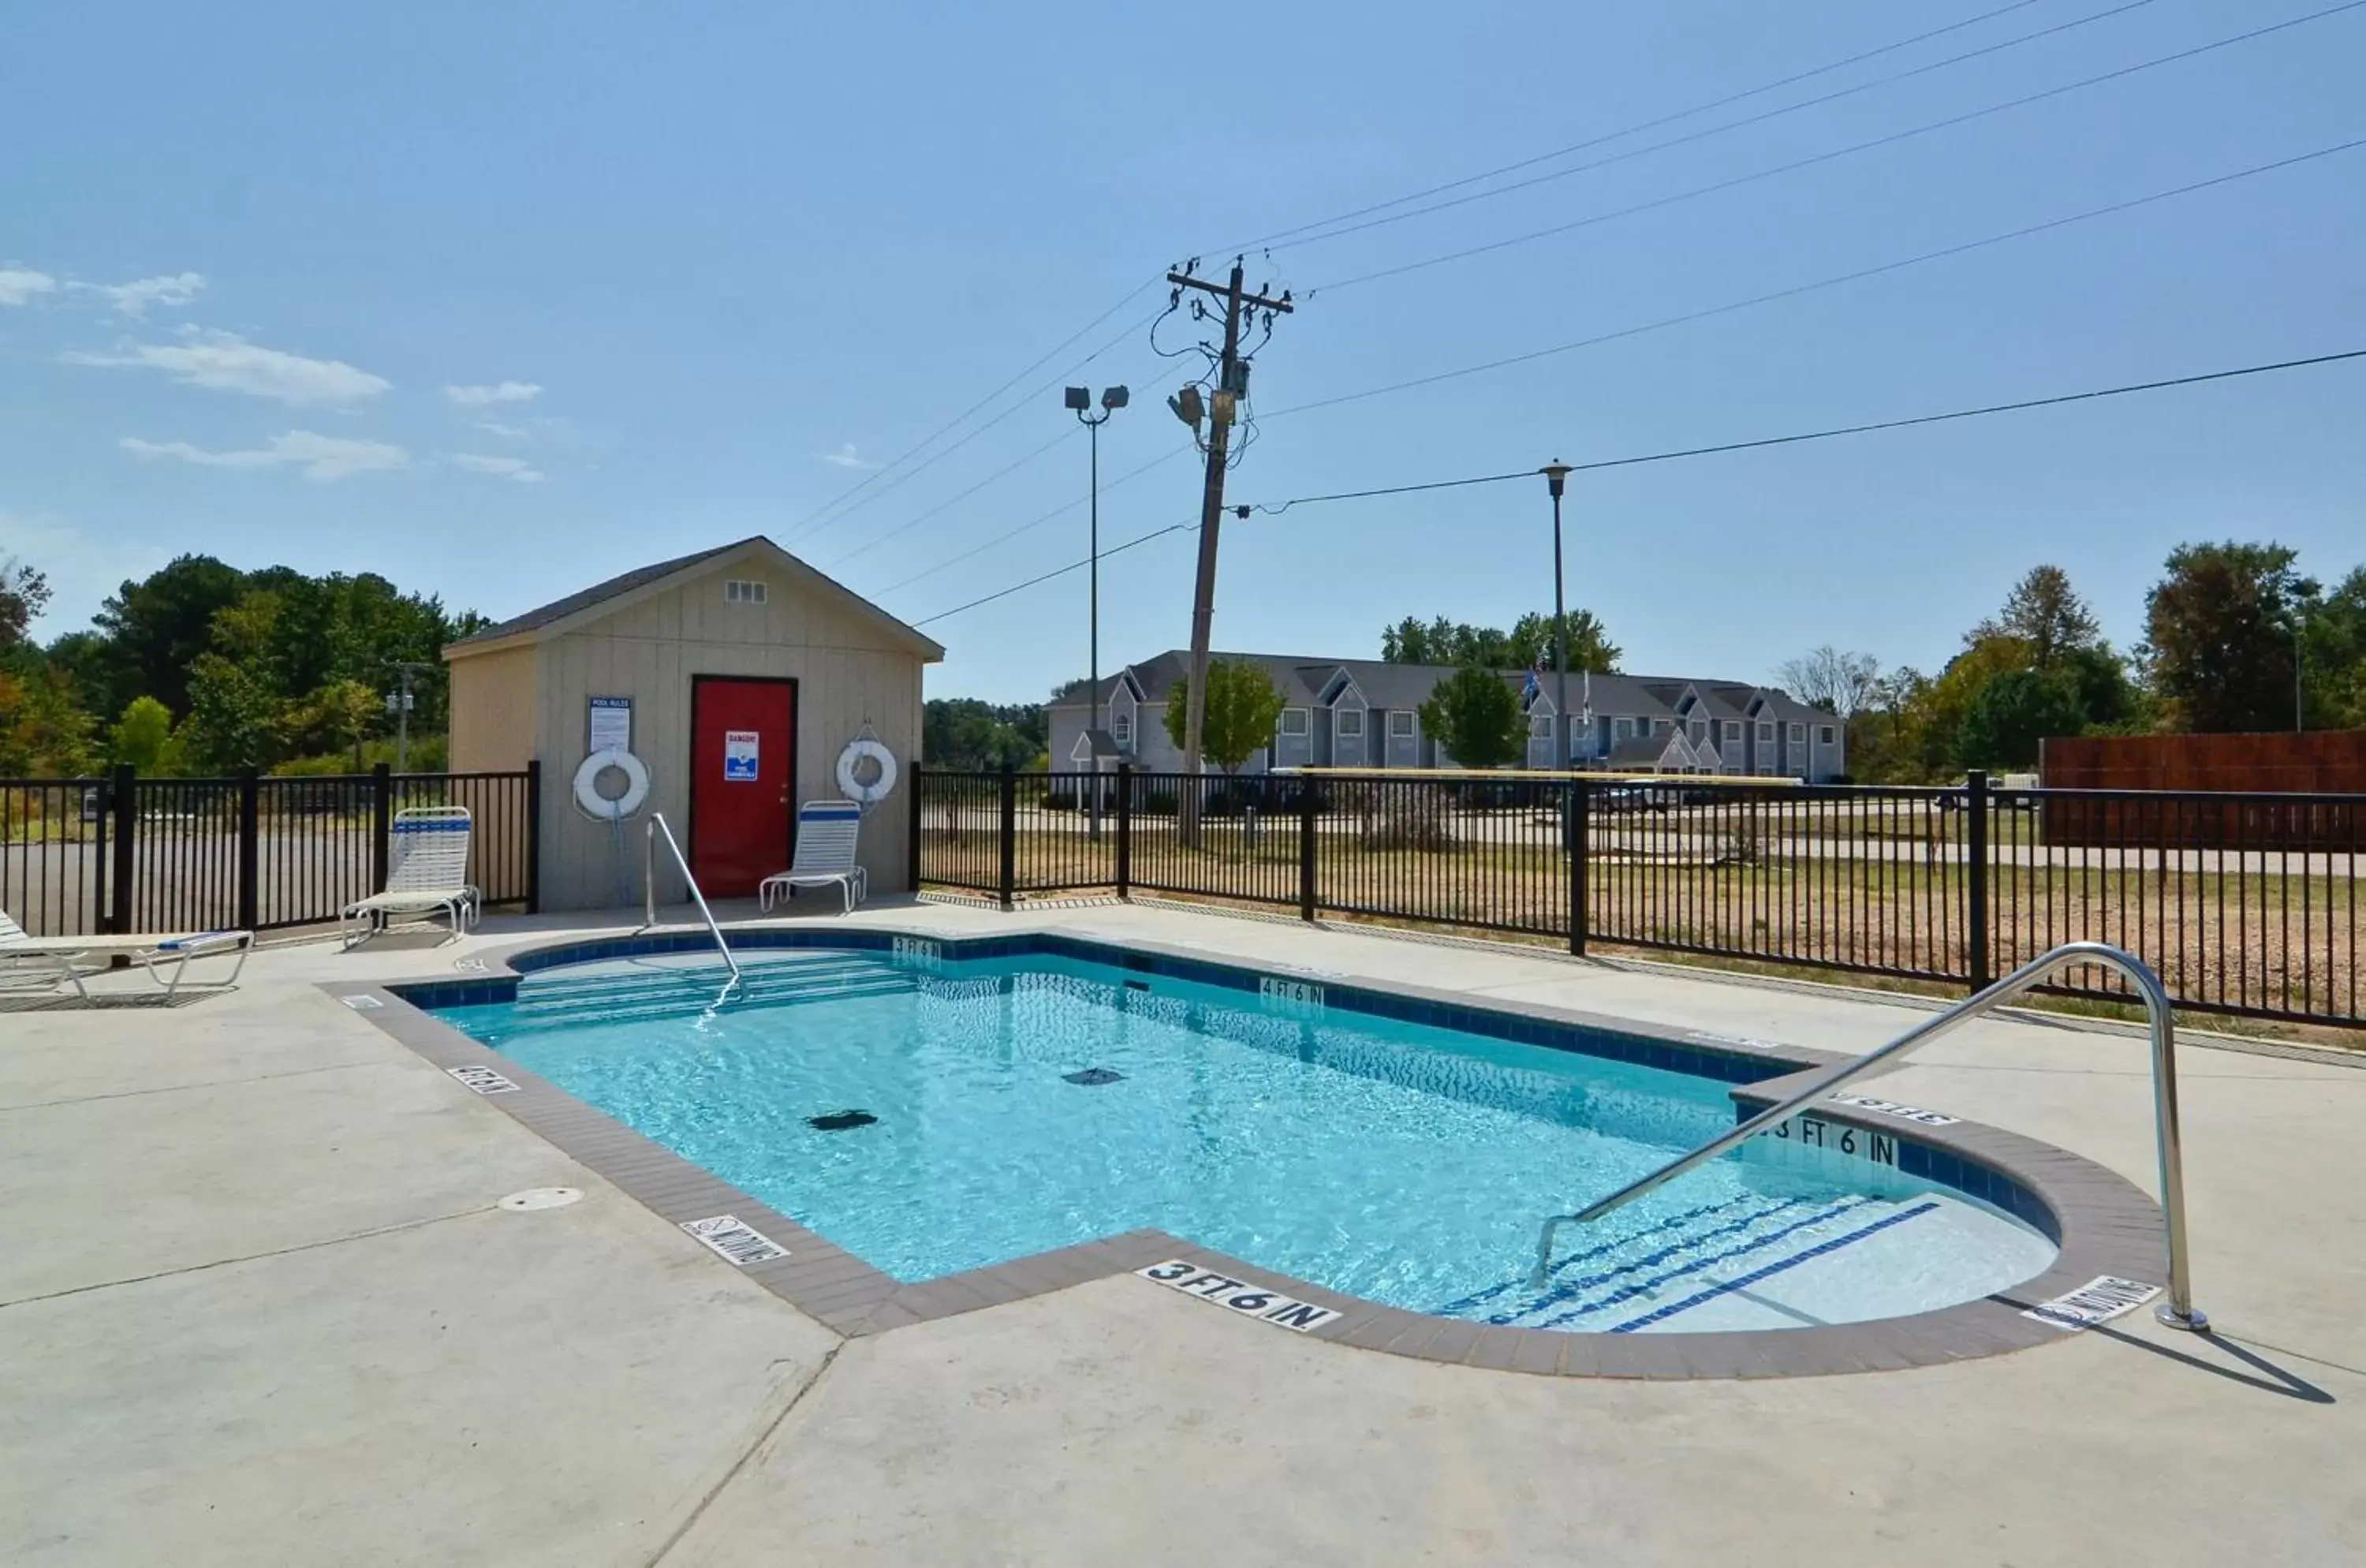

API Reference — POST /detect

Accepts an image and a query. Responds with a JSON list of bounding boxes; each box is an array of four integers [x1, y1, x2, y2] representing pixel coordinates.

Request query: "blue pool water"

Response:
[[436, 946, 2054, 1334]]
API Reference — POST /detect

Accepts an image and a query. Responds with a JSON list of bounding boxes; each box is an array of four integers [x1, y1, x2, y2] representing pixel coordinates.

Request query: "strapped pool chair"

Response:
[[1, 907, 254, 999], [341, 806, 478, 948], [759, 800, 868, 913]]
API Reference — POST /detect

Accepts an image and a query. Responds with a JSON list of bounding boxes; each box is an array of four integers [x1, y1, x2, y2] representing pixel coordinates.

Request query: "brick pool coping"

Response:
[[333, 923, 2173, 1379]]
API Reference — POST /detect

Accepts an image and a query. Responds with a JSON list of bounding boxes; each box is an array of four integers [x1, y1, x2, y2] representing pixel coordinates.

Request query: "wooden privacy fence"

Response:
[[916, 767, 2365, 1031]]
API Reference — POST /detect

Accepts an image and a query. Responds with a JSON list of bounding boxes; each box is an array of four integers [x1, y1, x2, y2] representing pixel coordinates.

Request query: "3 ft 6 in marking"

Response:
[[1136, 1260, 1342, 1332]]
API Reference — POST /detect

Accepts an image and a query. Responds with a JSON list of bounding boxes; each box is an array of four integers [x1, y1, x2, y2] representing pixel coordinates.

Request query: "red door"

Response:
[[689, 677, 796, 896]]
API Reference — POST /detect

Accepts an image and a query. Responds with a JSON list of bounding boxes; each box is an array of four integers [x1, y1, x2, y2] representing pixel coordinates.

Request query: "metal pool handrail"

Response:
[[1528, 940, 2207, 1332], [641, 812, 741, 987]]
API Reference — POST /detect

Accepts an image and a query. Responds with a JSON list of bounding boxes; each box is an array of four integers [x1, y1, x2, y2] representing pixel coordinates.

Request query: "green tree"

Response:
[[923, 697, 1042, 770], [1162, 659, 1286, 772], [1972, 564, 2103, 666], [1508, 610, 1621, 674], [107, 695, 181, 773], [2144, 541, 2314, 733], [282, 679, 381, 768], [0, 663, 96, 775], [1, 556, 51, 651], [91, 554, 248, 718], [1954, 668, 2088, 770], [178, 652, 285, 772], [2299, 565, 2366, 730], [1418, 664, 1524, 770]]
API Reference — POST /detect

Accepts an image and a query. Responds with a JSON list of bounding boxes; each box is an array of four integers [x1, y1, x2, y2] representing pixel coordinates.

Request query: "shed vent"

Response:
[[725, 578, 768, 604]]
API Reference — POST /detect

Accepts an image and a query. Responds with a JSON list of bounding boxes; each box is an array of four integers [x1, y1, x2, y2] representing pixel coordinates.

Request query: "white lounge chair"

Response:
[[2, 908, 253, 999], [341, 805, 477, 948], [759, 800, 868, 913]]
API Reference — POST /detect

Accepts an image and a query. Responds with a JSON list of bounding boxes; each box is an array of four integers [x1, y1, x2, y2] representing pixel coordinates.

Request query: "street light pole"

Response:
[[1541, 463, 1574, 771], [1065, 386, 1128, 836]]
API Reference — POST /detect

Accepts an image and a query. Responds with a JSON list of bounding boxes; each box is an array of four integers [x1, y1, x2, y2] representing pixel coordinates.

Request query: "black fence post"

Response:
[[1965, 768, 1991, 991], [370, 763, 394, 894], [1114, 763, 1133, 898], [236, 768, 261, 933], [1568, 776, 1590, 957], [996, 763, 1017, 910], [109, 763, 136, 935], [907, 762, 925, 894], [524, 759, 543, 914], [1297, 775, 1318, 922]]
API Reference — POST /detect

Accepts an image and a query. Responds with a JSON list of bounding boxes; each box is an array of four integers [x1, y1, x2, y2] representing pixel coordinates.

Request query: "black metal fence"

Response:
[[915, 767, 2365, 1030], [2, 763, 539, 939]]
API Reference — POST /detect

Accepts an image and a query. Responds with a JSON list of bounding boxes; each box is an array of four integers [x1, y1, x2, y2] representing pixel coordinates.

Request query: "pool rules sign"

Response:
[[722, 730, 760, 781], [1136, 1260, 1341, 1332]]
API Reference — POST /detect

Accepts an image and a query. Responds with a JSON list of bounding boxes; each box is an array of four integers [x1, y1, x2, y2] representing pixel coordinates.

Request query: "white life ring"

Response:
[[573, 747, 650, 820], [835, 737, 899, 806]]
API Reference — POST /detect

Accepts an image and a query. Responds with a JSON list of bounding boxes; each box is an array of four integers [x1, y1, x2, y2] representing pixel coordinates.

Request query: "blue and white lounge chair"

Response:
[[759, 800, 867, 913], [341, 806, 477, 947], [2, 906, 252, 999]]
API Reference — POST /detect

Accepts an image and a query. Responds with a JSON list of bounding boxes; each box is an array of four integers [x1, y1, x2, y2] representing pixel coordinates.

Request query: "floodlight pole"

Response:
[[1541, 463, 1574, 770], [1069, 386, 1126, 838]]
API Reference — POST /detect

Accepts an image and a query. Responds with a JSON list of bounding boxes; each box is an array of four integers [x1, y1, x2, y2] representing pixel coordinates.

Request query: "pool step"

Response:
[[1442, 1192, 1939, 1334], [507, 956, 915, 1027]]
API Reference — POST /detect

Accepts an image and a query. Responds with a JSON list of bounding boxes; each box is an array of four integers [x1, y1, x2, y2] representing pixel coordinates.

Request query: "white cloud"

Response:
[[75, 271, 207, 317], [119, 429, 410, 481], [68, 328, 390, 406], [0, 267, 58, 306], [444, 380, 542, 406], [474, 420, 531, 439], [452, 453, 545, 483], [817, 442, 879, 470]]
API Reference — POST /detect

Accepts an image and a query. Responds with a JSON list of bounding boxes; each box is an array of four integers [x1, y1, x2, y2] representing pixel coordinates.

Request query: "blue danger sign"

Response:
[[722, 730, 760, 782]]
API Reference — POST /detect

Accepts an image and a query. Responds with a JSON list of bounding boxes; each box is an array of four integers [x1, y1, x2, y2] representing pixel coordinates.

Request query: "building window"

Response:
[[1390, 711, 1414, 737], [1279, 708, 1308, 736], [1819, 725, 1837, 745], [1789, 722, 1806, 744], [1111, 711, 1132, 748], [1614, 717, 1634, 741], [1655, 719, 1673, 734], [1337, 709, 1364, 738], [1688, 720, 1706, 743], [1724, 720, 1742, 742], [723, 578, 767, 604], [1758, 721, 1775, 745], [1530, 715, 1551, 738]]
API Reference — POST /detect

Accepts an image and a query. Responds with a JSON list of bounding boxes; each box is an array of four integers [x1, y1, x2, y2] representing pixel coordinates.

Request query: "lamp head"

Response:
[[1064, 386, 1091, 411], [1101, 385, 1129, 411], [1539, 460, 1573, 498], [1168, 384, 1205, 431]]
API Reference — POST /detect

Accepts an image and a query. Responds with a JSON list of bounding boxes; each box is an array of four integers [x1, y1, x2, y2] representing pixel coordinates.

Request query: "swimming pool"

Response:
[[427, 937, 2059, 1338]]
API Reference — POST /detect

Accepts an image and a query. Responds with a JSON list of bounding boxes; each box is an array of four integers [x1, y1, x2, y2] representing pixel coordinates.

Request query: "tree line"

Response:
[[0, 551, 481, 777], [1788, 543, 2366, 782]]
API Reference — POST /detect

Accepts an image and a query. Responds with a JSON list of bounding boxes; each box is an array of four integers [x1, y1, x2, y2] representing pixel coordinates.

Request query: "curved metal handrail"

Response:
[[1529, 941, 2206, 1332], [640, 812, 742, 987]]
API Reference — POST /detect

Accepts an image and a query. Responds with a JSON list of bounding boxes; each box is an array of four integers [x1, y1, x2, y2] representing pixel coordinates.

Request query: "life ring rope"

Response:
[[573, 747, 651, 820]]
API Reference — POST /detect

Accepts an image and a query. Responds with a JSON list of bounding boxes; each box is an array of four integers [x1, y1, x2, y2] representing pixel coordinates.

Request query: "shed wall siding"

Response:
[[524, 564, 924, 912], [446, 644, 539, 774]]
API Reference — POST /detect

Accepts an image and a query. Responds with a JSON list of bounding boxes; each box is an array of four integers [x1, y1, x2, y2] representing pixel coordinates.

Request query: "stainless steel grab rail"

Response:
[[1528, 941, 2207, 1332], [641, 812, 742, 987]]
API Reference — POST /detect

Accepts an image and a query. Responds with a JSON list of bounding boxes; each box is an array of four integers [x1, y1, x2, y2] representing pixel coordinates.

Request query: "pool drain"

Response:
[[498, 1187, 584, 1211], [808, 1109, 877, 1131], [1063, 1067, 1125, 1086]]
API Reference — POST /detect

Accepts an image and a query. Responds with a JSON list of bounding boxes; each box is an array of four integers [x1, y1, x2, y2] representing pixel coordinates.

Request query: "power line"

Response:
[[1211, 0, 2057, 255], [1278, 0, 2175, 262], [779, 286, 1164, 546], [821, 427, 1075, 570], [911, 518, 1200, 628], [1305, 1, 2366, 295], [873, 443, 1198, 597], [1267, 136, 2366, 420], [910, 347, 2366, 627]]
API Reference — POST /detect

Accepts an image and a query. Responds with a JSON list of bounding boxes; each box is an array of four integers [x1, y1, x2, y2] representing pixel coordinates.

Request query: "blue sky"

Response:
[[4, 0, 2361, 703]]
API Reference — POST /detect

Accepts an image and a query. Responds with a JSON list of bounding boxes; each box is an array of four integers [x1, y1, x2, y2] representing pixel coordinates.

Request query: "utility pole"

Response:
[[1165, 259, 1292, 823], [386, 661, 431, 773]]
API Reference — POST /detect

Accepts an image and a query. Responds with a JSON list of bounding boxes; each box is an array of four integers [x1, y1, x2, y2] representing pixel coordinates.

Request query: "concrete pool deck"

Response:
[[4, 898, 2362, 1565]]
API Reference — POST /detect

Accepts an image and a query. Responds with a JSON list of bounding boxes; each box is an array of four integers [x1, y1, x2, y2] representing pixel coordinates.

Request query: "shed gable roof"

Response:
[[445, 535, 944, 661]]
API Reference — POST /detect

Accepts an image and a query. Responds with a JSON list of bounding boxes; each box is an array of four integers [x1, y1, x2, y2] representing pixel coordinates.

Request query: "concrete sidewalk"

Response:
[[2, 899, 2360, 1566]]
